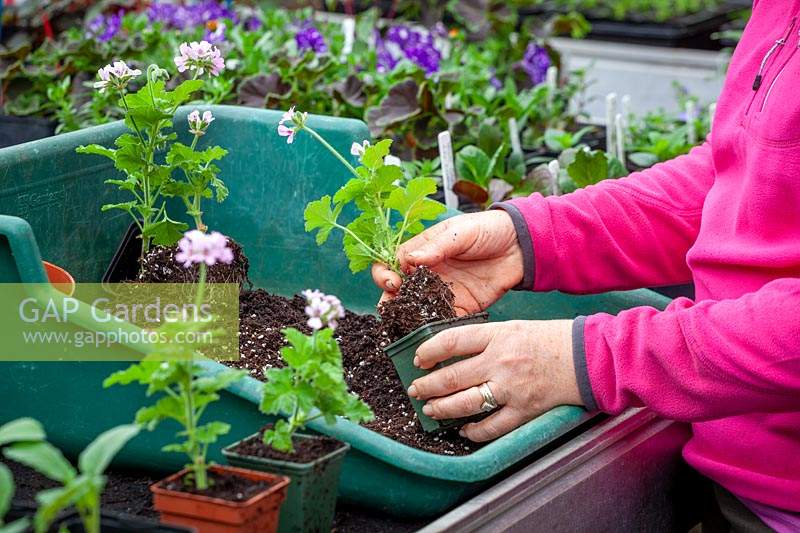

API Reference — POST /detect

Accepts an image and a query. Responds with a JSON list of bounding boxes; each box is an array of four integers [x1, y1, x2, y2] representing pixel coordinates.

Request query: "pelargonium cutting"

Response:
[[105, 230, 247, 491], [77, 41, 229, 258], [277, 107, 446, 274], [259, 289, 373, 453]]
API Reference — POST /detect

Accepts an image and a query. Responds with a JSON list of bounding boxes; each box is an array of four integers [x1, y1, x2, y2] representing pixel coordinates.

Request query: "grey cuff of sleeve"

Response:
[[489, 202, 534, 291], [572, 316, 598, 411]]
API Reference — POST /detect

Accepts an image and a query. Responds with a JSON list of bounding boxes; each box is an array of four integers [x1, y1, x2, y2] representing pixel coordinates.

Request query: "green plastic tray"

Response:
[[0, 106, 672, 517]]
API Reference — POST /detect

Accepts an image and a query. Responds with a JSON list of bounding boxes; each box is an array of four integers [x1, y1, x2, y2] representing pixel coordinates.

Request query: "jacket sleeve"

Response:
[[495, 140, 715, 293], [575, 278, 800, 421]]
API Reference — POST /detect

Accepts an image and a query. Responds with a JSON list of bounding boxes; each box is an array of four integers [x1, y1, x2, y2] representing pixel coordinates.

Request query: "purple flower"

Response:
[[175, 230, 234, 268], [147, 1, 236, 30], [245, 16, 262, 32], [375, 25, 442, 75], [86, 10, 123, 42], [94, 61, 141, 93], [302, 289, 345, 331], [174, 41, 225, 77], [520, 43, 551, 86], [295, 20, 328, 54], [489, 68, 503, 90], [204, 21, 226, 44]]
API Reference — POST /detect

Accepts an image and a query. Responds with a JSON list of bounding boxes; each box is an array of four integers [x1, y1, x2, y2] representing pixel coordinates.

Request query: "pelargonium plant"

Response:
[[278, 107, 446, 274], [105, 230, 246, 491], [77, 41, 229, 260], [260, 289, 373, 453]]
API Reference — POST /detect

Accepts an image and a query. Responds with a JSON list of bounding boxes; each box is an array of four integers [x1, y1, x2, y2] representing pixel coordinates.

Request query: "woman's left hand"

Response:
[[407, 320, 583, 442]]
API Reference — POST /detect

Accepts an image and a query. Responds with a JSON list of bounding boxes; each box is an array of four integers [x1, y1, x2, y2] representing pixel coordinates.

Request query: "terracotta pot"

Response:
[[151, 465, 290, 533], [43, 261, 75, 296]]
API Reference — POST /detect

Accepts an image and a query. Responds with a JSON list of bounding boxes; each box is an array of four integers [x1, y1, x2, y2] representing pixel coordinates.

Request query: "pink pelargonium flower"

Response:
[[93, 60, 142, 93], [301, 289, 345, 331], [174, 41, 225, 77], [188, 109, 215, 136], [277, 106, 308, 145], [175, 230, 234, 268]]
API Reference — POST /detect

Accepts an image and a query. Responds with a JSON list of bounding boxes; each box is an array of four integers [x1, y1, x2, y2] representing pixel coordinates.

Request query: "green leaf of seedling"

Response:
[[456, 145, 491, 187], [304, 196, 344, 245], [342, 214, 380, 273], [0, 517, 29, 533], [75, 144, 115, 160], [194, 422, 230, 445], [360, 139, 392, 170], [369, 165, 404, 195], [567, 149, 611, 188], [194, 369, 247, 394], [262, 420, 294, 453], [78, 424, 140, 477], [0, 418, 45, 446], [135, 396, 185, 429], [343, 394, 374, 424], [260, 368, 297, 416], [0, 463, 14, 523], [169, 80, 205, 107], [142, 216, 188, 246], [3, 442, 76, 484], [386, 178, 446, 230], [629, 151, 659, 168], [34, 477, 92, 533]]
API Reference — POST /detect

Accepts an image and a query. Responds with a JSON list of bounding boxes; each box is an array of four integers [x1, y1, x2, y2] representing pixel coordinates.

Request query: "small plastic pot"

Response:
[[384, 312, 490, 432], [223, 433, 349, 533], [151, 465, 290, 533], [102, 222, 141, 283], [43, 260, 75, 296]]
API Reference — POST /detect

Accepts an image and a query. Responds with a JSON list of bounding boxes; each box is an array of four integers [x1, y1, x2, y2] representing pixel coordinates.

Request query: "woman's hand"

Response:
[[371, 210, 524, 315], [407, 320, 582, 442]]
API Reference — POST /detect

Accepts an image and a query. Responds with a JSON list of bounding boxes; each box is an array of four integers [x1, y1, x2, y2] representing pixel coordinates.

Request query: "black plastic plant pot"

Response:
[[223, 433, 350, 533], [102, 221, 142, 283], [57, 510, 195, 532], [0, 115, 56, 149], [384, 312, 490, 432]]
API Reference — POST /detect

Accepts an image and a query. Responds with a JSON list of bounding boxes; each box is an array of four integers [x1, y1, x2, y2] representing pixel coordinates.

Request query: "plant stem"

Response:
[[303, 125, 361, 181], [195, 263, 207, 309]]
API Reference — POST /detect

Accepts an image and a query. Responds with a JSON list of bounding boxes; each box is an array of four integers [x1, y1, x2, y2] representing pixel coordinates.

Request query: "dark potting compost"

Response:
[[230, 427, 346, 464], [136, 238, 251, 286], [160, 468, 273, 502], [377, 266, 458, 343], [230, 289, 480, 456]]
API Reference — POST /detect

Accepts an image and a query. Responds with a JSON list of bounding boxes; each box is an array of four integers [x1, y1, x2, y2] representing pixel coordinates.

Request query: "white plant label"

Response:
[[605, 93, 618, 155], [546, 66, 558, 108], [508, 118, 523, 158], [438, 131, 459, 210], [685, 100, 697, 145], [615, 113, 626, 166], [547, 159, 560, 197], [342, 17, 356, 56], [708, 102, 717, 136]]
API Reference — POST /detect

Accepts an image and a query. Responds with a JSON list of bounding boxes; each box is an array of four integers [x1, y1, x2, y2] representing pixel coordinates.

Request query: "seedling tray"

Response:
[[521, 1, 747, 49], [0, 106, 672, 518]]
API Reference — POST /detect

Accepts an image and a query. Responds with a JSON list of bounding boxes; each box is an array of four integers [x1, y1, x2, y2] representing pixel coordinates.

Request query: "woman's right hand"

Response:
[[372, 210, 525, 315]]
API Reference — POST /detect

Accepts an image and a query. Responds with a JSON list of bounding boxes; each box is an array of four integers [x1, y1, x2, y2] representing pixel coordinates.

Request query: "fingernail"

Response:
[[422, 404, 433, 416], [387, 280, 395, 289], [407, 385, 418, 398], [413, 356, 420, 367], [459, 430, 466, 438]]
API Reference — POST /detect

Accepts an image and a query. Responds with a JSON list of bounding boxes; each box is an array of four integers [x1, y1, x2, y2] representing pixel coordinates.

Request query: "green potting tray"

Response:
[[0, 106, 672, 518]]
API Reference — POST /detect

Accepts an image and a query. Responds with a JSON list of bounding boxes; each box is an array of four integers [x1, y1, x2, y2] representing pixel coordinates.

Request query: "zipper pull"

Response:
[[753, 75, 763, 90]]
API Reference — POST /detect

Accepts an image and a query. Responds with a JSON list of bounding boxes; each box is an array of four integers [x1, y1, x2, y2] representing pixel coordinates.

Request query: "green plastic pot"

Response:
[[385, 313, 490, 432], [0, 106, 673, 517], [223, 433, 349, 533]]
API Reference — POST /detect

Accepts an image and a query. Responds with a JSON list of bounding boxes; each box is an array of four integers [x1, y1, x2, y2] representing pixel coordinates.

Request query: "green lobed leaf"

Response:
[[456, 145, 492, 187], [194, 422, 230, 445], [75, 144, 115, 160], [342, 213, 381, 273], [360, 139, 393, 170], [567, 149, 611, 188], [142, 216, 188, 247], [304, 196, 344, 245]]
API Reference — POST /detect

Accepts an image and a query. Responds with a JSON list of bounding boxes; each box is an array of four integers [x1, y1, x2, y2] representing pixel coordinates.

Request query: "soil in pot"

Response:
[[136, 239, 251, 286], [228, 289, 481, 456], [151, 465, 289, 533], [377, 266, 457, 343], [225, 429, 349, 533]]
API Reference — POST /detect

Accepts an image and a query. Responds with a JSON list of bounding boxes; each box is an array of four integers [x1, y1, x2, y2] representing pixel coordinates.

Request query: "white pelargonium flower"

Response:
[[174, 41, 225, 77], [277, 106, 308, 145], [188, 109, 215, 136], [93, 61, 142, 93], [301, 289, 345, 331], [350, 140, 371, 158]]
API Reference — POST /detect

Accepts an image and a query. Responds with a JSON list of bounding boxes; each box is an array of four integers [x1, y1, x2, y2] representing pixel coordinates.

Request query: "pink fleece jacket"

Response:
[[499, 0, 800, 512]]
